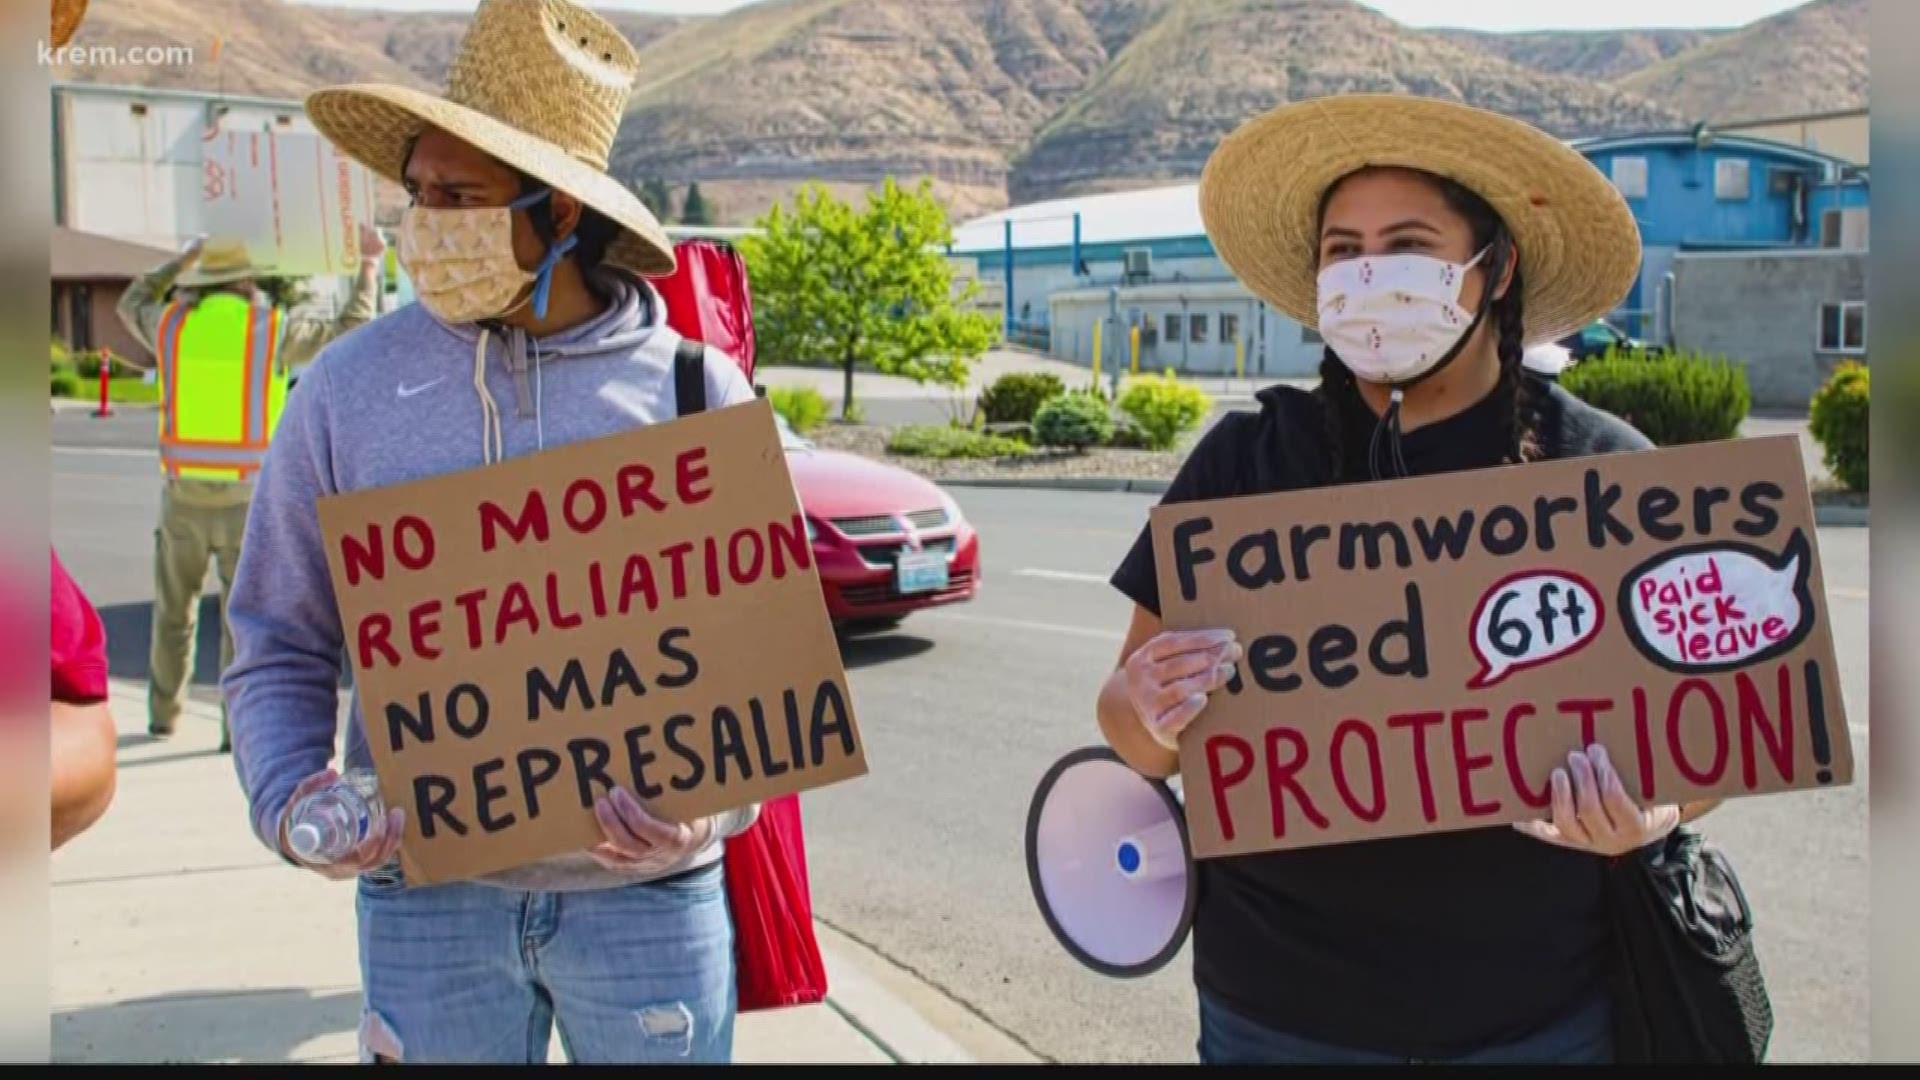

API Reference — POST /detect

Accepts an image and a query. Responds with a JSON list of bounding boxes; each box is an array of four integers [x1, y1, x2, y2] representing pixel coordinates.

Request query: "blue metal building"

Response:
[[1571, 128, 1870, 339], [948, 125, 1870, 374]]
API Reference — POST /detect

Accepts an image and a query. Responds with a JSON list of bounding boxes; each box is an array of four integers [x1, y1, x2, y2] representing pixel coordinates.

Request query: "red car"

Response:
[[776, 414, 981, 631]]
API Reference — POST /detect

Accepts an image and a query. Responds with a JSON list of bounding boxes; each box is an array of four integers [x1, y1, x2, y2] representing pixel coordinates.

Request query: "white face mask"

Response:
[[1316, 248, 1489, 385]]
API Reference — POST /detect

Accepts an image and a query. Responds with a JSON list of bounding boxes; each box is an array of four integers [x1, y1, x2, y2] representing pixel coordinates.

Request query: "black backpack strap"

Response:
[[674, 338, 707, 416]]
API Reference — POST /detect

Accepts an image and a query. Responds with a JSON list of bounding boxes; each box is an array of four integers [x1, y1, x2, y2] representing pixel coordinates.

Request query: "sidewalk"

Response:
[[50, 681, 986, 1064]]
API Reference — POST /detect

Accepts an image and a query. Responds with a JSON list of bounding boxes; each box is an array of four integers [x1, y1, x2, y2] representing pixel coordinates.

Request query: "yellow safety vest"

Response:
[[154, 296, 287, 483]]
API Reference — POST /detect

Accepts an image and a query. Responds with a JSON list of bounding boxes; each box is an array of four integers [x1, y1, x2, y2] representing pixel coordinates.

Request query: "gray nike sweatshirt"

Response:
[[223, 270, 761, 891]]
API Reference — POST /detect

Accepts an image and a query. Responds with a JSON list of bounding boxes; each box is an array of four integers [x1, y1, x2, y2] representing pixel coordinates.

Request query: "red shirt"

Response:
[[51, 551, 108, 706]]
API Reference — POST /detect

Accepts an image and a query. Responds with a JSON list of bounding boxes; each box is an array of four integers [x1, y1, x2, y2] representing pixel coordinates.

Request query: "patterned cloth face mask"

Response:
[[398, 187, 578, 325], [1315, 247, 1490, 386]]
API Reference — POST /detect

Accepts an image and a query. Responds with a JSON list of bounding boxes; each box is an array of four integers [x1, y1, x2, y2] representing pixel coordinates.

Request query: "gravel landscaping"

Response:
[[803, 421, 1865, 510], [804, 422, 1185, 483]]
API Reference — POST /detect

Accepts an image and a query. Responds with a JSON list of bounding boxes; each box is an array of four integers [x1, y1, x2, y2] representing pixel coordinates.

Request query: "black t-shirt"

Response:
[[1110, 376, 1653, 1058]]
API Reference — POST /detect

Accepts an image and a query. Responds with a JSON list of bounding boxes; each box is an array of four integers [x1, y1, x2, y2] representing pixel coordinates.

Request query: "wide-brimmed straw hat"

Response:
[[304, 0, 674, 278], [177, 239, 260, 287], [52, 0, 88, 50], [1198, 94, 1641, 346]]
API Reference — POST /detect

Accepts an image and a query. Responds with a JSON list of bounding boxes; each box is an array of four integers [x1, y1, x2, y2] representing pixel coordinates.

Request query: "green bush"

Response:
[[1117, 371, 1212, 450], [1560, 348, 1751, 446], [1033, 392, 1114, 451], [977, 372, 1066, 424], [887, 424, 1030, 459], [1808, 361, 1869, 492], [51, 365, 80, 398], [1104, 423, 1157, 450], [768, 386, 829, 435], [52, 338, 71, 367]]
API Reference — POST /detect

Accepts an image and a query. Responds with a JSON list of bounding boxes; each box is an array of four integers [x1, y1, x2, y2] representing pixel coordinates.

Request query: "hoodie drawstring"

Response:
[[473, 328, 505, 466]]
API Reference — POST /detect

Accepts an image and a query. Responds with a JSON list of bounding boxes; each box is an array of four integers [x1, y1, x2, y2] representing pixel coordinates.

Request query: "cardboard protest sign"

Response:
[[317, 399, 867, 885], [201, 127, 378, 277], [1151, 435, 1852, 860]]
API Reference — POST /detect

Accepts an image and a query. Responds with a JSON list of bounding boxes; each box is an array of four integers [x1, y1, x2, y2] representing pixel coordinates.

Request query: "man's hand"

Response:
[[1513, 744, 1681, 857], [359, 223, 387, 263], [278, 768, 406, 881], [589, 786, 716, 874]]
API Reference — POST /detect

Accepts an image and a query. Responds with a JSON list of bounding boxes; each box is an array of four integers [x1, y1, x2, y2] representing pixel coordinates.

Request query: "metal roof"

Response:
[[951, 183, 1205, 254], [51, 226, 175, 282]]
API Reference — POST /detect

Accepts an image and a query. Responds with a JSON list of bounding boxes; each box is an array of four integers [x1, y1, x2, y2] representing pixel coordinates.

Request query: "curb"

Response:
[[817, 933, 978, 1064], [937, 476, 1170, 495], [1815, 505, 1870, 528]]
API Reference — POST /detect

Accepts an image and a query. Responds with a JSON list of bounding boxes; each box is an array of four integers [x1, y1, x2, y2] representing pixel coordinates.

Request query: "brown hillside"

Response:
[[1617, 0, 1867, 121]]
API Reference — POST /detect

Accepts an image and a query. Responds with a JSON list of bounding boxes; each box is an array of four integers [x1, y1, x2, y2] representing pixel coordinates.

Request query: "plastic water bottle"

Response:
[[285, 769, 383, 865]]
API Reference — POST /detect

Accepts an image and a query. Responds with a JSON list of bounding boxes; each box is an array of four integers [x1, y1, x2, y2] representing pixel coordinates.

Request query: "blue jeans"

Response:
[[354, 861, 736, 1063], [1197, 991, 1614, 1065]]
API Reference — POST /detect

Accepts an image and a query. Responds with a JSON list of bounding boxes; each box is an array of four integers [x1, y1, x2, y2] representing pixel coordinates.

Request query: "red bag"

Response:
[[654, 238, 757, 383], [725, 795, 829, 1011], [658, 239, 826, 1011]]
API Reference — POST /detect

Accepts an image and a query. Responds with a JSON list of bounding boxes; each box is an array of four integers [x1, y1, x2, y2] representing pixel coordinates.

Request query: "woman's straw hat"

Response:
[[177, 239, 261, 288], [1198, 94, 1641, 347], [304, 0, 674, 278], [52, 0, 88, 50]]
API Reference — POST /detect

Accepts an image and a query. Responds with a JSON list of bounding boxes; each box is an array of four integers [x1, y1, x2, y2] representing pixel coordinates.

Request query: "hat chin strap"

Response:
[[1366, 240, 1509, 482]]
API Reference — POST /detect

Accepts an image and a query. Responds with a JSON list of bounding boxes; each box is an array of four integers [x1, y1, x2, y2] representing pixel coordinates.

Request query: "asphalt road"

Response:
[[52, 448, 1869, 1064]]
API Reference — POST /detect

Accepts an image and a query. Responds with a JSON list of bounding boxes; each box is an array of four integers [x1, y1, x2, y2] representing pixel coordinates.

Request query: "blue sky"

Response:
[[292, 0, 1812, 33]]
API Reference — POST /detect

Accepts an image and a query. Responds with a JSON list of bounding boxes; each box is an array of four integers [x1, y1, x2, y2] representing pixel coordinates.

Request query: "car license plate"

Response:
[[895, 550, 950, 595]]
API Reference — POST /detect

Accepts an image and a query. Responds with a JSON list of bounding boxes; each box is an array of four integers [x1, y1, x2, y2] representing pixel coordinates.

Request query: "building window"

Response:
[[1610, 156, 1648, 200], [1818, 301, 1866, 353], [1164, 313, 1182, 343], [1302, 326, 1323, 345], [1220, 313, 1240, 343], [1715, 158, 1751, 201], [1189, 313, 1209, 343]]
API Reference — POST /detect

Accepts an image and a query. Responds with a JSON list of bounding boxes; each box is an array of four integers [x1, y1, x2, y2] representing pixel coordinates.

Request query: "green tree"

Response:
[[680, 181, 714, 227], [638, 177, 675, 221], [742, 179, 996, 420]]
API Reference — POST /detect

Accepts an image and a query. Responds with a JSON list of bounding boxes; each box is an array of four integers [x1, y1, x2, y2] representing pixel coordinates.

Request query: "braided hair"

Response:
[[1309, 170, 1542, 482]]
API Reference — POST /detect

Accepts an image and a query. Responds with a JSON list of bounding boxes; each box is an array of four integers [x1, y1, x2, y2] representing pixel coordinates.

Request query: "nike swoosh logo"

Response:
[[396, 378, 445, 398]]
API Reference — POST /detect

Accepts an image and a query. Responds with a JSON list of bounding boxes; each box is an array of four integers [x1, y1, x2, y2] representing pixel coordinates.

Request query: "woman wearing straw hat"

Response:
[[222, 0, 758, 1063], [1096, 94, 1724, 1064]]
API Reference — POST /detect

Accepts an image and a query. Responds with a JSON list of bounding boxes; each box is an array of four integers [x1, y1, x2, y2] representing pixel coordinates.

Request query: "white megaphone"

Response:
[[1024, 746, 1196, 978]]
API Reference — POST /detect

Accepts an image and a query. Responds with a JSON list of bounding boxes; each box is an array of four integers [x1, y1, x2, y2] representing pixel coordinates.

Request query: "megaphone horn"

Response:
[[1024, 746, 1196, 979]]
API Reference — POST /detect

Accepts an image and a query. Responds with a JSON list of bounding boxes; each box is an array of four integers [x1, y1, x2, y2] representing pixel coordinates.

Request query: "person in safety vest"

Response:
[[116, 228, 384, 751]]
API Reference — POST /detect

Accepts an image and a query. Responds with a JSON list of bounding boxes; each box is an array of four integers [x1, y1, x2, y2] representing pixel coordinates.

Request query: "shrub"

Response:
[[1104, 423, 1157, 450], [1808, 361, 1869, 492], [887, 424, 1029, 459], [977, 372, 1066, 424], [1118, 371, 1212, 450], [1033, 392, 1114, 451], [768, 386, 829, 435], [51, 365, 80, 398], [1560, 348, 1751, 446]]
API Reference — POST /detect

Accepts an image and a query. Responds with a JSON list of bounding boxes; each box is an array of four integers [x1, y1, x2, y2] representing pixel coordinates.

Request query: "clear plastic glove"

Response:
[[278, 767, 407, 881], [1123, 628, 1242, 750], [1512, 744, 1681, 857], [588, 786, 717, 875]]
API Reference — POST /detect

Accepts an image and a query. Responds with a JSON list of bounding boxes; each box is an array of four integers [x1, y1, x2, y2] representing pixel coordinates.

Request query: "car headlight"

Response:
[[938, 489, 966, 526]]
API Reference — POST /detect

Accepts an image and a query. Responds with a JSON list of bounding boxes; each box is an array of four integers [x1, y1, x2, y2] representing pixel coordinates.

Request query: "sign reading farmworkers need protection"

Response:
[[1151, 435, 1852, 860], [318, 399, 868, 885]]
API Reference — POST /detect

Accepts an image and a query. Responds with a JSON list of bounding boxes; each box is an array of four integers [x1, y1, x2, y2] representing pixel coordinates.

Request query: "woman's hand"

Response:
[[588, 786, 716, 874], [279, 768, 407, 880], [1122, 628, 1242, 750], [1513, 744, 1680, 857]]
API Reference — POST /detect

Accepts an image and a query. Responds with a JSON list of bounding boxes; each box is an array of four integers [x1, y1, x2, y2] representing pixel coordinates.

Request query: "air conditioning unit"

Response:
[[1821, 208, 1869, 250], [1123, 248, 1152, 281]]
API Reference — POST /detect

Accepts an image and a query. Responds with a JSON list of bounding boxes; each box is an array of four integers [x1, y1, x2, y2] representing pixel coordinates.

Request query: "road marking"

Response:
[[1016, 568, 1111, 585], [54, 446, 157, 458], [918, 611, 1124, 643]]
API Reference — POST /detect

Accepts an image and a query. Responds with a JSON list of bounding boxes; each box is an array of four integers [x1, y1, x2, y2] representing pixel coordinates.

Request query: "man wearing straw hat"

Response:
[[221, 0, 758, 1063], [116, 230, 383, 752]]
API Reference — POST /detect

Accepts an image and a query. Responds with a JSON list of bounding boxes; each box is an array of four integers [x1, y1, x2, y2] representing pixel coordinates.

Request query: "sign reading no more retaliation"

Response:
[[317, 399, 868, 885], [1151, 435, 1852, 860]]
